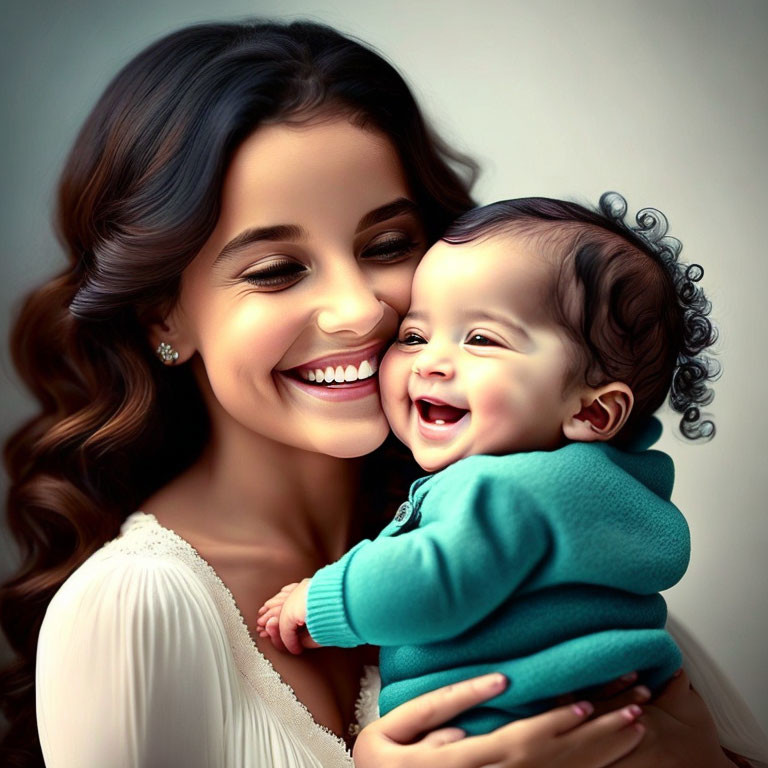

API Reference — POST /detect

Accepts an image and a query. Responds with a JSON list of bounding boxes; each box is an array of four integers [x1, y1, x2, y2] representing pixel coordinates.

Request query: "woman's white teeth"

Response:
[[300, 357, 377, 384]]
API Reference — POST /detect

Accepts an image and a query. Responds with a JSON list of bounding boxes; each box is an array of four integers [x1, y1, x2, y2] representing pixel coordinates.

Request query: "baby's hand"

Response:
[[256, 578, 319, 655]]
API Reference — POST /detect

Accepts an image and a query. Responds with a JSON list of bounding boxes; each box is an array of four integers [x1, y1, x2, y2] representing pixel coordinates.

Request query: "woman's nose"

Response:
[[315, 262, 386, 337]]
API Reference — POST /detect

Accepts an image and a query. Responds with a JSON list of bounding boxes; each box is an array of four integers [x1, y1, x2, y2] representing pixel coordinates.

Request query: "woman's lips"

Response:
[[277, 342, 387, 402], [280, 370, 380, 402], [283, 343, 384, 386]]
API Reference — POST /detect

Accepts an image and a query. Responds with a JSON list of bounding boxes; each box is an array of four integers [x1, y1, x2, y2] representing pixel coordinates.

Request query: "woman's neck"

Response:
[[146, 406, 366, 566]]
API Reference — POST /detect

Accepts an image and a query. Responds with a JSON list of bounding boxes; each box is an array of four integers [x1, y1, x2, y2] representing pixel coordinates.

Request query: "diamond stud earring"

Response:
[[155, 341, 179, 364]]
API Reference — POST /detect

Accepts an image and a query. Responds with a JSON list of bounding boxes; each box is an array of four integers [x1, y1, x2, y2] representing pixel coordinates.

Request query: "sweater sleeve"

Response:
[[36, 551, 234, 768], [306, 457, 550, 647]]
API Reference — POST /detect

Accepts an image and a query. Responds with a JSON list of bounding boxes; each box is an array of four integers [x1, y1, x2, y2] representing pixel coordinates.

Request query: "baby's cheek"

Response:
[[474, 379, 514, 417], [472, 381, 527, 449]]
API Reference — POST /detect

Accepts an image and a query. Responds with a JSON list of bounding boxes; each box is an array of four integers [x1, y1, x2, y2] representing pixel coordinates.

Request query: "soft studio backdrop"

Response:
[[2, 0, 766, 733]]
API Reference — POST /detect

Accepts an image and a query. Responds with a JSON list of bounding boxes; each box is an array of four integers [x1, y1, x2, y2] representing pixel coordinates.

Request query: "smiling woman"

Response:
[[154, 120, 427, 458], [0, 20, 477, 768]]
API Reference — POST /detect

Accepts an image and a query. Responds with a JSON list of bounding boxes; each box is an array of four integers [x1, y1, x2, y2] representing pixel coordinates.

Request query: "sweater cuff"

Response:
[[306, 541, 368, 648]]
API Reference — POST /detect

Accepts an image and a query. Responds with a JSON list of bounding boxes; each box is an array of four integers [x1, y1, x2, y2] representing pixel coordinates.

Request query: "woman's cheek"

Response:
[[374, 260, 420, 319]]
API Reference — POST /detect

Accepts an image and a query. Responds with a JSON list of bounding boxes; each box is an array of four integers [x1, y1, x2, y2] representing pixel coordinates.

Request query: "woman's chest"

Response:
[[203, 547, 372, 744]]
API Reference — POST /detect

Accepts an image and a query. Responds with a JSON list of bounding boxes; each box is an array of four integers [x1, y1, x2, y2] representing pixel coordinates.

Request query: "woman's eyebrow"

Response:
[[356, 197, 420, 232], [213, 224, 305, 266], [213, 197, 420, 267]]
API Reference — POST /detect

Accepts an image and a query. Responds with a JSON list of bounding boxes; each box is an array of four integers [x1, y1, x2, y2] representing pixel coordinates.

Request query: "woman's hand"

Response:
[[607, 669, 736, 767], [353, 673, 646, 768]]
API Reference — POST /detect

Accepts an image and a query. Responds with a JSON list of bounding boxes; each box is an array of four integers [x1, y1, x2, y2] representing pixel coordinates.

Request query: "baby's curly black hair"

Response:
[[441, 192, 719, 442]]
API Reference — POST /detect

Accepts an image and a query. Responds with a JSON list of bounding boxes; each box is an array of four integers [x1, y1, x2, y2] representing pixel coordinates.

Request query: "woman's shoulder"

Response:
[[42, 511, 222, 639], [35, 512, 244, 767]]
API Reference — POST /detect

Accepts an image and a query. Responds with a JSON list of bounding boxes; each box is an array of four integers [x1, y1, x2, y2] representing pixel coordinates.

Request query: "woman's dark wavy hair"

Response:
[[442, 192, 719, 443], [1, 19, 476, 766]]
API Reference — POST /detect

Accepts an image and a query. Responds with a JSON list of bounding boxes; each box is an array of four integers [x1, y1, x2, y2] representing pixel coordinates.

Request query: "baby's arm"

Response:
[[256, 457, 548, 653], [305, 458, 552, 649]]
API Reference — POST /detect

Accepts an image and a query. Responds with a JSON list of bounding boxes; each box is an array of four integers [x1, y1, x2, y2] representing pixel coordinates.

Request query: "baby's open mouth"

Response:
[[416, 400, 469, 425]]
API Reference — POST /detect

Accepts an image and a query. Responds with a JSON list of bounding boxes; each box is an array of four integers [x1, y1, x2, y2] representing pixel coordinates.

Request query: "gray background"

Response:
[[2, 0, 766, 732]]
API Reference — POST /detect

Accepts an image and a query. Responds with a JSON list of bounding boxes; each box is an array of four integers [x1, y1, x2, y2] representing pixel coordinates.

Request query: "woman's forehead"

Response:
[[217, 119, 411, 232]]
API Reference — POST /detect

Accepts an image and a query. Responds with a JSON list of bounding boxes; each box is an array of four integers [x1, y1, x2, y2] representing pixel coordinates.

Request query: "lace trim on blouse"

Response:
[[111, 511, 379, 766]]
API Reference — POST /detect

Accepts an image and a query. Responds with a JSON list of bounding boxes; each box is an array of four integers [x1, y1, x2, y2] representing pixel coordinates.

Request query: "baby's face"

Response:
[[380, 234, 579, 472]]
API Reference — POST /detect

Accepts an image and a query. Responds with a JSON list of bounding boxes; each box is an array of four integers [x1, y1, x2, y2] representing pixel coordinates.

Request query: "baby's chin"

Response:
[[410, 445, 458, 474]]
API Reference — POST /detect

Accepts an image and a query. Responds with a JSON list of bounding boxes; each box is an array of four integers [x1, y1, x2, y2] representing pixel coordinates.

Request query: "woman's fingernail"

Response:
[[485, 673, 507, 690], [632, 722, 645, 734], [619, 671, 638, 683], [672, 668, 683, 678], [633, 685, 652, 701], [572, 701, 594, 717], [622, 704, 643, 721]]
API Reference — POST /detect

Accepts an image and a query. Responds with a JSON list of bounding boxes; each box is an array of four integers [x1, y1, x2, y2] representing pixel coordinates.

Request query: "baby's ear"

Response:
[[562, 383, 634, 443], [146, 302, 196, 365]]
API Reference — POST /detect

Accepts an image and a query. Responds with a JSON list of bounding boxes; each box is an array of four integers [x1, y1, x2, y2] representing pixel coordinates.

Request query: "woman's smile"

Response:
[[278, 342, 387, 402]]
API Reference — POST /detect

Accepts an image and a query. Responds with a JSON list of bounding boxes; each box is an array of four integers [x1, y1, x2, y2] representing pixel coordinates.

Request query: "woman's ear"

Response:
[[562, 382, 634, 443], [147, 303, 195, 365]]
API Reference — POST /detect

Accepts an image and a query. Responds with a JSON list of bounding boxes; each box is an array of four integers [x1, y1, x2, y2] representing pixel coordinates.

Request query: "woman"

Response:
[[1, 19, 762, 767]]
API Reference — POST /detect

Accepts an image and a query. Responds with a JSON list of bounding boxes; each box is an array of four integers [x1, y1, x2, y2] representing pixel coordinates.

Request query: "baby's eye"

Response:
[[465, 333, 498, 346], [399, 332, 426, 346]]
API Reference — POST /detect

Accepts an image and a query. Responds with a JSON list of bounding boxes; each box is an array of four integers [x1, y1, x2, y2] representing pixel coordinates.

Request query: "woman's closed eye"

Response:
[[360, 233, 421, 263], [242, 259, 307, 290]]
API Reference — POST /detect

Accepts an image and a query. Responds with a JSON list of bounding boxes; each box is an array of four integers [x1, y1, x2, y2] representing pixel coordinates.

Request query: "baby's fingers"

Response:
[[264, 617, 287, 652], [279, 616, 305, 655], [258, 592, 290, 613], [256, 606, 281, 628]]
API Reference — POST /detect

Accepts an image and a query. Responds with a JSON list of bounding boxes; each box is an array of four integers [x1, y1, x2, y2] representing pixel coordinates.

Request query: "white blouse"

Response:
[[36, 511, 378, 768], [36, 511, 768, 768]]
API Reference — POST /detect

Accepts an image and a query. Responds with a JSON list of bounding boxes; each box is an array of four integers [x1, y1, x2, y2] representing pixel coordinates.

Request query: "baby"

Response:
[[257, 192, 717, 735]]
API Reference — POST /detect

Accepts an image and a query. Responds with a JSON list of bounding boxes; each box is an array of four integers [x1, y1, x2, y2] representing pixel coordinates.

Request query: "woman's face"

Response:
[[164, 118, 426, 458]]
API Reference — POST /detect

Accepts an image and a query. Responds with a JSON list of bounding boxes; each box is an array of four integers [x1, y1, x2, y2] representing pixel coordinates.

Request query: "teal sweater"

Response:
[[306, 420, 690, 735]]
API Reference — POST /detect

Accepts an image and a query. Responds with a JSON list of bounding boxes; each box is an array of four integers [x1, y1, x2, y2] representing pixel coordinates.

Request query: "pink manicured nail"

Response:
[[572, 701, 594, 716], [672, 668, 683, 678], [619, 671, 638, 683], [622, 704, 642, 721], [485, 673, 507, 690], [633, 685, 651, 701]]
